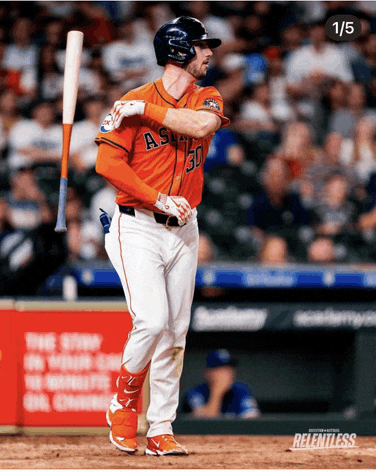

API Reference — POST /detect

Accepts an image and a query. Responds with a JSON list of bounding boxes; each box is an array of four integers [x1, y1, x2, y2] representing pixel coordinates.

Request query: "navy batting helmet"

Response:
[[153, 16, 221, 67]]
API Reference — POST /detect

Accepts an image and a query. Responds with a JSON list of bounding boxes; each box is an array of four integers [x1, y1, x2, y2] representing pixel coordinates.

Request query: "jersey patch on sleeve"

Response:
[[100, 113, 115, 133], [203, 98, 221, 112]]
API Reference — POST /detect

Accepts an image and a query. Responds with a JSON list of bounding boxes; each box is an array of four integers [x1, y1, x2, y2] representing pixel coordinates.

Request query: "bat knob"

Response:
[[54, 224, 67, 233]]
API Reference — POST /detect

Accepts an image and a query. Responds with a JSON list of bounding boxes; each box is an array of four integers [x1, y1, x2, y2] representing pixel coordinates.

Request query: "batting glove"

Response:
[[155, 193, 193, 226], [112, 100, 146, 129]]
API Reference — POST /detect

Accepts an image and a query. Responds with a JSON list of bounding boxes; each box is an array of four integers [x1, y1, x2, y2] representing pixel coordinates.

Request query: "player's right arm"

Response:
[[96, 143, 192, 224], [96, 143, 158, 205], [95, 90, 193, 223]]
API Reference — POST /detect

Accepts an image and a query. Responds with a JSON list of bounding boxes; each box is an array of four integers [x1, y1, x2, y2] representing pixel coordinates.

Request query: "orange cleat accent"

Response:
[[107, 363, 150, 453], [145, 435, 188, 456], [107, 400, 138, 453]]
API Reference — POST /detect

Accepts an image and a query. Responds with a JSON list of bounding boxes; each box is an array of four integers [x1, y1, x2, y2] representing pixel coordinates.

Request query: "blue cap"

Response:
[[206, 349, 238, 369]]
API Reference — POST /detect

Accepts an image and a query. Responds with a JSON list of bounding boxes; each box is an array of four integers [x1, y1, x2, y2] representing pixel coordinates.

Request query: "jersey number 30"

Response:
[[186, 146, 202, 174]]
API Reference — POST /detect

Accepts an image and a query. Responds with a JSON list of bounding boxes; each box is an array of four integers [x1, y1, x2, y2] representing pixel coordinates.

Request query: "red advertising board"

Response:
[[1, 301, 140, 430], [0, 301, 18, 432]]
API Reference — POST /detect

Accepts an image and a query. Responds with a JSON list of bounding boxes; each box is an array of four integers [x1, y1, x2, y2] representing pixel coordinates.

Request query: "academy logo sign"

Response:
[[290, 430, 357, 450], [293, 308, 376, 328]]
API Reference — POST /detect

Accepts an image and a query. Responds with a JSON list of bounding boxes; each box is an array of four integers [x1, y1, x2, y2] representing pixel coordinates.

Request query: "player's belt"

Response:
[[118, 205, 180, 227]]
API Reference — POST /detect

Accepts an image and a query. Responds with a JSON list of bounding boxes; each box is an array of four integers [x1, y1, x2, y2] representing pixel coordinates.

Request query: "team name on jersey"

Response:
[[143, 128, 199, 151], [143, 128, 202, 174]]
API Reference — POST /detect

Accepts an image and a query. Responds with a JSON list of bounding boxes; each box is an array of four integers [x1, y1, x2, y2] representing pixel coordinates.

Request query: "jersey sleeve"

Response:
[[194, 87, 231, 130], [240, 395, 260, 418], [96, 143, 159, 205], [236, 383, 261, 418], [95, 91, 141, 155], [184, 387, 207, 412]]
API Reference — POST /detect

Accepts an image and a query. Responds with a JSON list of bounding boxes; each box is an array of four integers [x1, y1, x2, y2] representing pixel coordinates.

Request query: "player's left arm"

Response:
[[111, 90, 230, 139], [112, 102, 222, 139], [162, 108, 221, 138]]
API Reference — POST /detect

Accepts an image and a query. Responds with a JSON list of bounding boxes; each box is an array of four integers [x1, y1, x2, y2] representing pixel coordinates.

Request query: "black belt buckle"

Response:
[[119, 206, 135, 217], [154, 212, 180, 227], [165, 215, 173, 227], [119, 205, 181, 227], [166, 215, 184, 227]]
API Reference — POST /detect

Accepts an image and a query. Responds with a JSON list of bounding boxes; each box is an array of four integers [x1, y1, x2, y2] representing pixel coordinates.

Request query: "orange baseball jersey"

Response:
[[95, 78, 230, 211]]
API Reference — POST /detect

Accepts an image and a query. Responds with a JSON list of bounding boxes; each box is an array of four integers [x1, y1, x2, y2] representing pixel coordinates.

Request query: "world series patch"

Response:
[[203, 99, 220, 112], [100, 113, 115, 133]]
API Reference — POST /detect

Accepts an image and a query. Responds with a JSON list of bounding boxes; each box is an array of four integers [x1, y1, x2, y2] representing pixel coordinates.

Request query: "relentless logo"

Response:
[[203, 98, 220, 111], [100, 113, 115, 133], [290, 430, 357, 450]]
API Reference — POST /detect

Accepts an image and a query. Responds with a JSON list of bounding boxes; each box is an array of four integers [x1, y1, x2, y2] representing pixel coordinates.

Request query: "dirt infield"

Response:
[[0, 435, 375, 469]]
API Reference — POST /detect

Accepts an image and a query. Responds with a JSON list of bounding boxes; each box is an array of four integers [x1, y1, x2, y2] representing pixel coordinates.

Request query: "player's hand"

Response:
[[112, 100, 146, 128], [207, 367, 234, 397], [154, 193, 192, 226]]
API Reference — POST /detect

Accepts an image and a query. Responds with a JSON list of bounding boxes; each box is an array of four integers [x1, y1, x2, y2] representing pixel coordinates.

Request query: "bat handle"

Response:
[[54, 177, 68, 232]]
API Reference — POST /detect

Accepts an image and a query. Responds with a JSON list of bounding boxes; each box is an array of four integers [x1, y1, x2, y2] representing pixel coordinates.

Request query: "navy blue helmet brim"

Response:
[[193, 37, 222, 49]]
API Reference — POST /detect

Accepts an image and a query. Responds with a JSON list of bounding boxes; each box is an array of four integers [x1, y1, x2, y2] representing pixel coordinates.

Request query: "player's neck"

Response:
[[161, 64, 196, 101]]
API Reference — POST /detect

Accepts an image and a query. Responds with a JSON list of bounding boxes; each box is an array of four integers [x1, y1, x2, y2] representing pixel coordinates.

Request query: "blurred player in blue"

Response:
[[182, 349, 260, 418]]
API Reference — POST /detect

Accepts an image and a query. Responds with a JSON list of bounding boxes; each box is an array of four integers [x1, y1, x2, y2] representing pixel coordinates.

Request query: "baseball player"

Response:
[[182, 349, 260, 419], [95, 16, 229, 456]]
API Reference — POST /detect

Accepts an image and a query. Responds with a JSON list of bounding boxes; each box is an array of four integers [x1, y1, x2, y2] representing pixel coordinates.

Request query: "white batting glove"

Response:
[[112, 100, 146, 129], [155, 193, 193, 226]]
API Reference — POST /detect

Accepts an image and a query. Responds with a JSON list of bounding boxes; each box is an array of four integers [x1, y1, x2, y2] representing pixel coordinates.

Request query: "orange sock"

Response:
[[117, 362, 150, 411]]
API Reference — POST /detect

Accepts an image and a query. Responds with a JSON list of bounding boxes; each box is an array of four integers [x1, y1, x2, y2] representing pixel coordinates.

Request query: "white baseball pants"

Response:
[[105, 205, 199, 437]]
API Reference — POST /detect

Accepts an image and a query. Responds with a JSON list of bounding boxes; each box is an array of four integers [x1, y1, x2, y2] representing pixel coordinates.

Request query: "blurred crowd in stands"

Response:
[[4, 1, 376, 294]]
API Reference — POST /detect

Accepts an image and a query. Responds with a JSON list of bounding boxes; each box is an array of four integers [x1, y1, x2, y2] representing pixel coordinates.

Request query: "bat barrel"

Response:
[[63, 30, 84, 125]]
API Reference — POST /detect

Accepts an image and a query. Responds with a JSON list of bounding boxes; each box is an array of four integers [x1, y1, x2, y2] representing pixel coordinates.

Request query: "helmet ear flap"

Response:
[[168, 39, 196, 65]]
